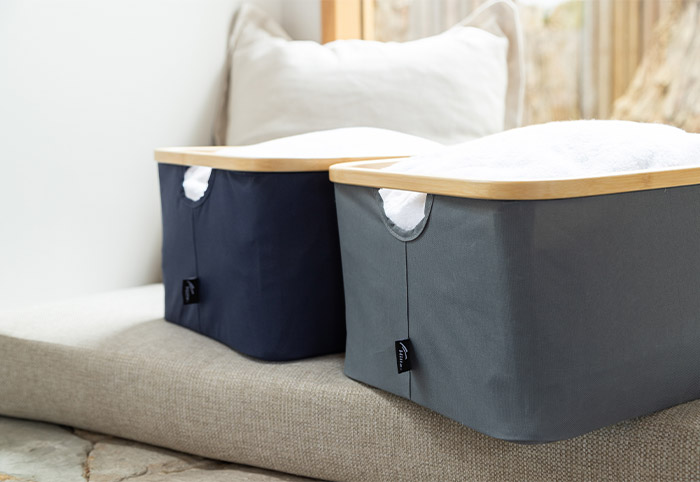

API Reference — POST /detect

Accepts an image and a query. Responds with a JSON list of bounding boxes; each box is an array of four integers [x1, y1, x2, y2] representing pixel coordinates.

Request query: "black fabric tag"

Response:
[[395, 339, 412, 374], [182, 278, 200, 305]]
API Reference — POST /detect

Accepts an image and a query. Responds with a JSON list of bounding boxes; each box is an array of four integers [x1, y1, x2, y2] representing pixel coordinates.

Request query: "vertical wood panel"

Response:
[[629, 0, 642, 76], [598, 0, 613, 117], [613, 0, 629, 100], [581, 0, 599, 118], [361, 0, 375, 40], [592, 0, 665, 118], [321, 0, 362, 43], [320, 0, 337, 43]]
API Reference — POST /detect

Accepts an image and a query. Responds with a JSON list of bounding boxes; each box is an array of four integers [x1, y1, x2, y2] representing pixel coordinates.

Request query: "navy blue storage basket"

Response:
[[154, 147, 356, 361]]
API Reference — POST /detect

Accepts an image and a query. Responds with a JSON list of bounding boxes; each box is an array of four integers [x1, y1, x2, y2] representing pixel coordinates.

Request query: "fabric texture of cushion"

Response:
[[215, 0, 524, 146], [0, 285, 698, 481]]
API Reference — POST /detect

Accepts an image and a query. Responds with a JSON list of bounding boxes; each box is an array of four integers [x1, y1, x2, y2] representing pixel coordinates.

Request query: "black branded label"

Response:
[[395, 339, 412, 374], [182, 278, 200, 305]]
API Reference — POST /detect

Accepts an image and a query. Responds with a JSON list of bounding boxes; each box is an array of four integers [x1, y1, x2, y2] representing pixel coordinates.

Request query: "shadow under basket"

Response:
[[330, 159, 700, 443], [155, 147, 361, 361]]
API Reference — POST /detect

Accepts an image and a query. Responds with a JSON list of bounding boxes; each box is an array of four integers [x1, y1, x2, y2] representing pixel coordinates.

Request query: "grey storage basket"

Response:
[[330, 160, 700, 443]]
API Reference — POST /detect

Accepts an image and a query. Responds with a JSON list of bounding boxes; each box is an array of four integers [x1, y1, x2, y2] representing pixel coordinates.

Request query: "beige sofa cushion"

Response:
[[0, 284, 698, 481]]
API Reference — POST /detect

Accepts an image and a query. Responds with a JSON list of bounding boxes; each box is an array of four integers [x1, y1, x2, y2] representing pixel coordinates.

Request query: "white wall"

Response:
[[282, 0, 321, 41], [0, 0, 318, 310]]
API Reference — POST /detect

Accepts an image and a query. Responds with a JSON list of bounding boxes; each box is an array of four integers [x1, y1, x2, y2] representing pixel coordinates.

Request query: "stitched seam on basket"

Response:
[[405, 241, 411, 399], [191, 208, 202, 332]]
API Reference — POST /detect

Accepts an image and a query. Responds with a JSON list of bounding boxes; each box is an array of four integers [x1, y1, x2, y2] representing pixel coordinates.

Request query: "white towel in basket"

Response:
[[380, 120, 700, 231], [183, 127, 443, 201]]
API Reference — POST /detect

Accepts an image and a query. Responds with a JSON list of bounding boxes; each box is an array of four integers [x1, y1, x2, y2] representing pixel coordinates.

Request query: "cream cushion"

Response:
[[217, 0, 525, 146], [0, 285, 698, 481]]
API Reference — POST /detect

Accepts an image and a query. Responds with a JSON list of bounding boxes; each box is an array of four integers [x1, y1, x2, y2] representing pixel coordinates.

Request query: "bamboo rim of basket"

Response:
[[329, 159, 700, 200], [154, 147, 409, 173]]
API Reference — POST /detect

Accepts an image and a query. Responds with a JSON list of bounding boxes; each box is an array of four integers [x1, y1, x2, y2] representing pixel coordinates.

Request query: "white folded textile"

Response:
[[183, 127, 444, 201], [380, 120, 700, 231], [215, 127, 443, 160], [183, 166, 213, 202]]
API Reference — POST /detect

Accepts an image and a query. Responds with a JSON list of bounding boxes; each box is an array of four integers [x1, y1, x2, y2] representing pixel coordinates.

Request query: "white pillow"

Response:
[[215, 0, 524, 146]]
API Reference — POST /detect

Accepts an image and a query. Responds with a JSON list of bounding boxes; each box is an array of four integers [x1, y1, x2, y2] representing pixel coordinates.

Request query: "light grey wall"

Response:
[[282, 0, 321, 41], [0, 0, 318, 309]]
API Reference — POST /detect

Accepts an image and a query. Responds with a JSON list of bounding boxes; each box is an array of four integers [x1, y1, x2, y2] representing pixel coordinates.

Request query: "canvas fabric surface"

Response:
[[216, 0, 524, 146], [0, 284, 698, 481], [335, 183, 700, 443], [159, 163, 345, 361]]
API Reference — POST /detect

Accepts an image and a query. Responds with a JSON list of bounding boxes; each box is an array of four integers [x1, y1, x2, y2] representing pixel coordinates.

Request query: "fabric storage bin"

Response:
[[155, 128, 441, 361], [329, 144, 700, 442]]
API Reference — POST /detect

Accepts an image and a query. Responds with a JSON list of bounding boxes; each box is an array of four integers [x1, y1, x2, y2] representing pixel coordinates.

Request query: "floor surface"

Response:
[[0, 416, 318, 482]]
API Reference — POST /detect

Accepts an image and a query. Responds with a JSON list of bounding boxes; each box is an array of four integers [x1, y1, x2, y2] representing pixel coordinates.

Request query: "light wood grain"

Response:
[[361, 0, 375, 40], [628, 0, 641, 83], [321, 0, 363, 43], [597, 0, 613, 118], [581, 0, 599, 119], [329, 159, 700, 200], [613, 0, 629, 101], [154, 147, 408, 173]]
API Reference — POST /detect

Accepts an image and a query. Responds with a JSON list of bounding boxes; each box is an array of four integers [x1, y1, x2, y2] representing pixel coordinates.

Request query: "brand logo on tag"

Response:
[[182, 278, 200, 305], [395, 339, 412, 374]]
